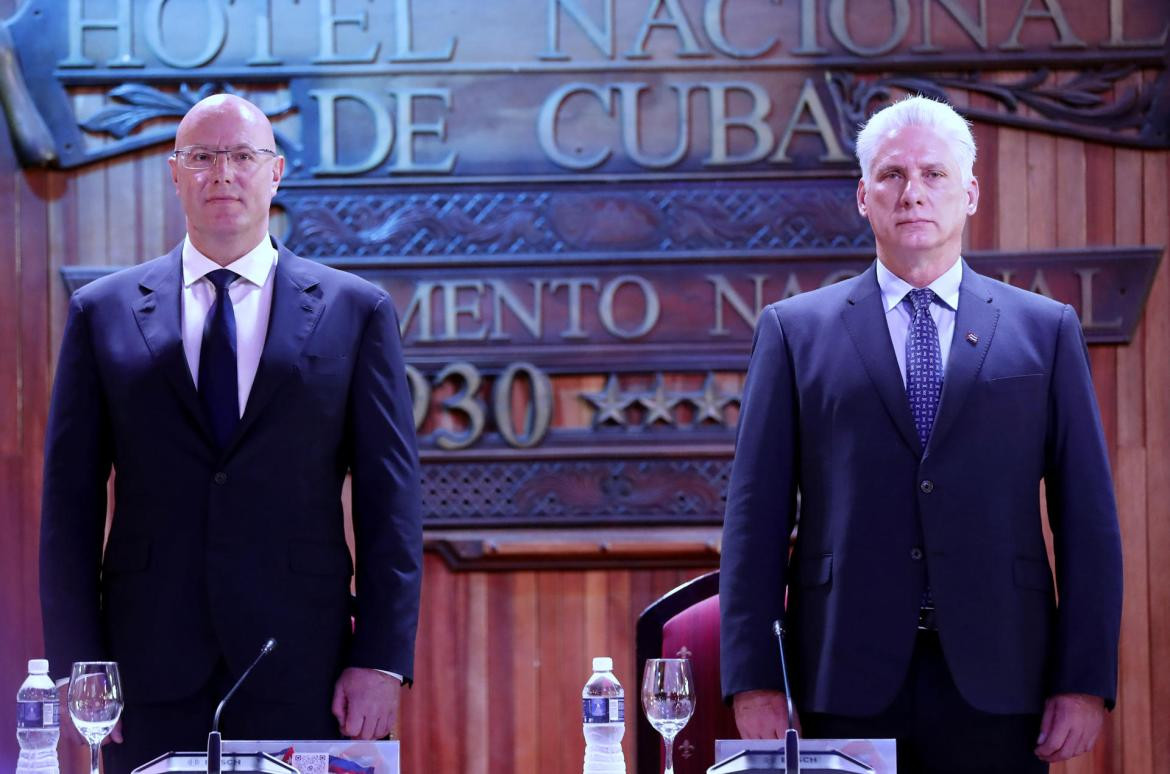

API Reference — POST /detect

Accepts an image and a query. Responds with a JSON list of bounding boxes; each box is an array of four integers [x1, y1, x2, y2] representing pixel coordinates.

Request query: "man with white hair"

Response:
[[719, 95, 1122, 772]]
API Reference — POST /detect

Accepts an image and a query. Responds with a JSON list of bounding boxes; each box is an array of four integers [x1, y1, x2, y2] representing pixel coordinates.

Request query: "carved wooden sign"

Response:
[[1, 0, 1167, 170], [24, 0, 1169, 531]]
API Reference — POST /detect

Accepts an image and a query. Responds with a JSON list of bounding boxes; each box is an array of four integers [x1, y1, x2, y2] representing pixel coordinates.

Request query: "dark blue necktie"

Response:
[[199, 269, 240, 449], [904, 288, 943, 626], [904, 288, 943, 449]]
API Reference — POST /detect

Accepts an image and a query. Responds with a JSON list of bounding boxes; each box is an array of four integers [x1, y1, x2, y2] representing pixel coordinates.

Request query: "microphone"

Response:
[[772, 620, 799, 774], [208, 638, 277, 774]]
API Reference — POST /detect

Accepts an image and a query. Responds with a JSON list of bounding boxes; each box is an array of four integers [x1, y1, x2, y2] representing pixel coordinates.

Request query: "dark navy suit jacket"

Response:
[[720, 262, 1122, 716], [40, 239, 423, 714]]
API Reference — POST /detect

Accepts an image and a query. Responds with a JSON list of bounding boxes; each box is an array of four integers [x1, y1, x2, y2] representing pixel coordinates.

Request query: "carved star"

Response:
[[581, 374, 633, 427], [690, 373, 735, 425], [636, 374, 682, 426]]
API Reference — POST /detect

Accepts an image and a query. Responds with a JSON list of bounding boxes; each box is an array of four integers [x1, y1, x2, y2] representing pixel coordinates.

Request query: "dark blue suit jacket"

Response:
[[40, 240, 423, 712], [720, 262, 1122, 716]]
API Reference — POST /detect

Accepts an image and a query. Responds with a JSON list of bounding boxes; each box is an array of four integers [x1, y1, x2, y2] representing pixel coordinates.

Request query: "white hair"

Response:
[[856, 95, 976, 185]]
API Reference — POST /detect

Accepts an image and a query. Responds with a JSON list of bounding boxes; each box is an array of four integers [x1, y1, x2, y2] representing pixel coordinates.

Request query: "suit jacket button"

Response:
[[919, 479, 934, 493], [910, 547, 924, 560], [213, 472, 228, 485]]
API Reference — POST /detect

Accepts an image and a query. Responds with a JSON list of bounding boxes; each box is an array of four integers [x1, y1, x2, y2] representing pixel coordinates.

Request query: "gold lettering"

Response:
[[708, 274, 767, 335], [404, 364, 430, 430], [704, 82, 774, 166], [703, 0, 777, 58], [60, 0, 143, 67], [771, 78, 850, 163], [391, 88, 457, 173], [391, 0, 456, 62], [914, 0, 988, 52], [598, 275, 660, 338], [625, 0, 709, 59], [246, 0, 282, 66], [1103, 0, 1168, 48], [489, 279, 544, 341], [794, 0, 828, 54], [441, 281, 489, 340], [433, 362, 486, 450], [314, 0, 379, 64], [1001, 0, 1085, 51], [616, 82, 693, 169], [781, 273, 804, 299], [144, 0, 226, 69], [493, 363, 553, 448], [1028, 269, 1056, 298], [538, 84, 614, 170], [399, 280, 438, 342], [551, 277, 601, 339], [828, 0, 911, 57], [540, 0, 615, 59], [1075, 268, 1123, 329], [309, 89, 393, 175]]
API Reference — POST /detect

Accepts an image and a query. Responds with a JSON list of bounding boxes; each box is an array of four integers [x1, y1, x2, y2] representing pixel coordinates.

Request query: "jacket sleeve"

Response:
[[719, 304, 799, 701], [345, 293, 424, 683], [1044, 304, 1123, 707], [40, 292, 114, 683]]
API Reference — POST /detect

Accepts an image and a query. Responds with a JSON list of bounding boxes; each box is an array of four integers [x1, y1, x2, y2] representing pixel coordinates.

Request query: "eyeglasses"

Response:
[[171, 144, 279, 171]]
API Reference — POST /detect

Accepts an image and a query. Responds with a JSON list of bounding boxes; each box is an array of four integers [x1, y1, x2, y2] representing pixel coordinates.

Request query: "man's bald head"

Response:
[[175, 94, 276, 152]]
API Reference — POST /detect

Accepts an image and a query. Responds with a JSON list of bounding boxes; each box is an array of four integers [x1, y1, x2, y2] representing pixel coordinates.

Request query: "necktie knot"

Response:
[[205, 268, 238, 295], [905, 287, 936, 316]]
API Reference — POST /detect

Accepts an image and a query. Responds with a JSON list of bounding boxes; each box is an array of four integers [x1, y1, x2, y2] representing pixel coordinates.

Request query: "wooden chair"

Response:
[[635, 570, 737, 774]]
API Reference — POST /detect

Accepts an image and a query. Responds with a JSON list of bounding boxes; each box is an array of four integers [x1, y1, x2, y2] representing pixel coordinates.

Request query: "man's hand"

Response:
[[57, 684, 123, 747], [732, 690, 800, 739], [1034, 692, 1105, 763], [331, 668, 402, 740]]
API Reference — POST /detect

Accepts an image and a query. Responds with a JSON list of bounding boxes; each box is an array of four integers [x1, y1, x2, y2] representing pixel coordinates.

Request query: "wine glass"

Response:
[[68, 662, 124, 774], [641, 658, 695, 774]]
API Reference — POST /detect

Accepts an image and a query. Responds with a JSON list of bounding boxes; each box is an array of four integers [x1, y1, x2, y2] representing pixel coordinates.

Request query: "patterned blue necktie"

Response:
[[199, 269, 240, 449], [904, 288, 943, 449]]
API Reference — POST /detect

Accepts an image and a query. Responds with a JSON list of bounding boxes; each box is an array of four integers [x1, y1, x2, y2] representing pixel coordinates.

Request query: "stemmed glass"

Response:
[[68, 662, 124, 774], [641, 658, 695, 774]]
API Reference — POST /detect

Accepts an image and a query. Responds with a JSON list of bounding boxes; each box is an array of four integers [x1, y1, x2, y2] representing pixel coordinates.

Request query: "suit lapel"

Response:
[[841, 264, 922, 455], [228, 248, 325, 451], [131, 247, 214, 443], [928, 262, 999, 454]]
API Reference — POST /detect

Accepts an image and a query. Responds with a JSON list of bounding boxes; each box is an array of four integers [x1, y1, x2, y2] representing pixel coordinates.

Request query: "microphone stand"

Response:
[[208, 638, 277, 774], [772, 620, 799, 774]]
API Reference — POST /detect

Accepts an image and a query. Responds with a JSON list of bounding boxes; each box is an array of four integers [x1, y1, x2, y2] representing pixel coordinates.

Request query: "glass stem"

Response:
[[89, 742, 101, 774], [664, 737, 675, 774]]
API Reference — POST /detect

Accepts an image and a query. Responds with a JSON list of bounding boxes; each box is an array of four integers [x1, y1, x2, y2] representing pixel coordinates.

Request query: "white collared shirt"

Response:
[[875, 257, 963, 386], [181, 235, 278, 415]]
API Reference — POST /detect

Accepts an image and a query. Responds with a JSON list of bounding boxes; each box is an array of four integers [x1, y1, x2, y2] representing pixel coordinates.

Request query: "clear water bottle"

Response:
[[16, 659, 60, 774], [582, 656, 625, 774]]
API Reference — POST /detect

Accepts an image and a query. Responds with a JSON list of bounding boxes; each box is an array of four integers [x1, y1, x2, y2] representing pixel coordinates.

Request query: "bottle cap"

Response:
[[592, 656, 613, 672], [27, 659, 49, 674]]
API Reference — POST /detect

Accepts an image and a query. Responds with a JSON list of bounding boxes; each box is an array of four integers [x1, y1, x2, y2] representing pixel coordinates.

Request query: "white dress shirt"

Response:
[[181, 236, 278, 414], [181, 235, 405, 684], [875, 257, 963, 386]]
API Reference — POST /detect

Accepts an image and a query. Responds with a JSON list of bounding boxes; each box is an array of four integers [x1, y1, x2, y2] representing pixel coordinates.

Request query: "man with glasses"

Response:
[[40, 94, 423, 772]]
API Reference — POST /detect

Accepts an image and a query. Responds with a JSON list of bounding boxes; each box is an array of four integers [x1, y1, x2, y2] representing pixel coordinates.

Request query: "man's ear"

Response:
[[271, 155, 285, 194], [966, 176, 980, 215], [856, 178, 868, 217]]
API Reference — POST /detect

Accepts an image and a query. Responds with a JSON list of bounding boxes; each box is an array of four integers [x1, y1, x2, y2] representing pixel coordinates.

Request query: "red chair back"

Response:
[[636, 571, 736, 774]]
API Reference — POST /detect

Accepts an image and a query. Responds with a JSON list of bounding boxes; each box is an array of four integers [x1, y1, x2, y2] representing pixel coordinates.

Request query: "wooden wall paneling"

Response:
[[1026, 132, 1057, 250], [1111, 146, 1152, 774], [72, 95, 109, 267], [1140, 149, 1170, 774], [0, 83, 24, 770], [996, 126, 1028, 251]]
